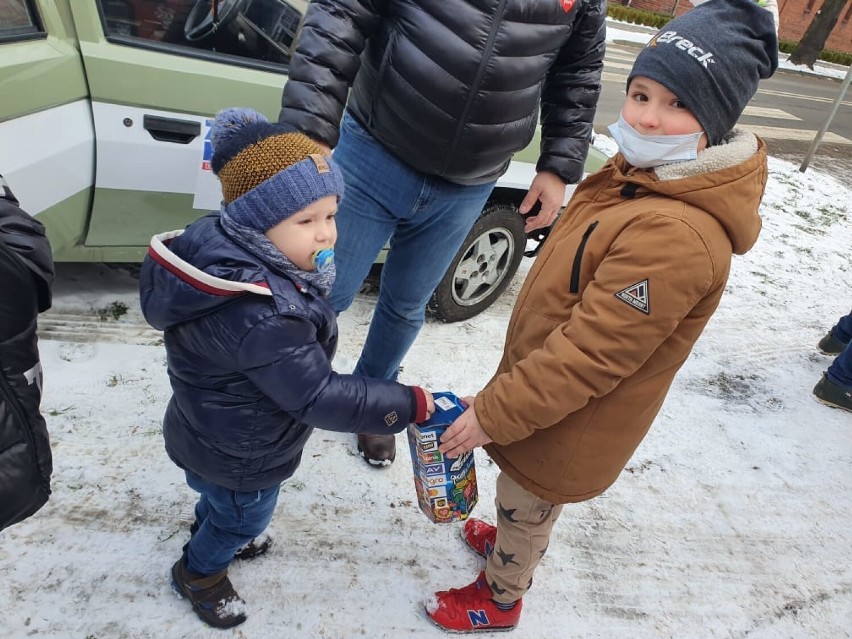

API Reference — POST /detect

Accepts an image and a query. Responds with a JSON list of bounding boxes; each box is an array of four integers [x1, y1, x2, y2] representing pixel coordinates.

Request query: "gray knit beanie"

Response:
[[628, 0, 778, 146]]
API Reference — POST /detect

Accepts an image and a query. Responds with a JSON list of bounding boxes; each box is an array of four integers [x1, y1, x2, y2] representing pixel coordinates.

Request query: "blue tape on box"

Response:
[[407, 391, 478, 523]]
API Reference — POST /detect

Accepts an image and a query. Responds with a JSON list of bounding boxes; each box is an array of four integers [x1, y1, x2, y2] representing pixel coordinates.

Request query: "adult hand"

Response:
[[438, 396, 493, 458], [519, 171, 566, 233]]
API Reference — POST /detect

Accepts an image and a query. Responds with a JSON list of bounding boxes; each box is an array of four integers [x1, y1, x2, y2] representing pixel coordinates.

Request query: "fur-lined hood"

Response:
[[608, 130, 766, 255]]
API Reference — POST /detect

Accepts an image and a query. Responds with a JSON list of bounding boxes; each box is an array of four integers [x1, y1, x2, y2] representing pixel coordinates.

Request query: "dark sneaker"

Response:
[[427, 571, 521, 632], [813, 375, 852, 412], [171, 556, 247, 629], [357, 433, 396, 466], [461, 518, 497, 558], [818, 331, 848, 356], [235, 531, 273, 560]]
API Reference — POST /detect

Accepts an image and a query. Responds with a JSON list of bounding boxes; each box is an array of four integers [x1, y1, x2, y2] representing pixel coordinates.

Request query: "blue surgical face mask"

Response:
[[607, 114, 704, 169]]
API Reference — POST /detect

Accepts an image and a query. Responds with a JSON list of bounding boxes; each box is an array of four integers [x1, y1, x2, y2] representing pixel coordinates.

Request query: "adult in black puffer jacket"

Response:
[[279, 0, 606, 467], [280, 0, 607, 186], [0, 175, 54, 532]]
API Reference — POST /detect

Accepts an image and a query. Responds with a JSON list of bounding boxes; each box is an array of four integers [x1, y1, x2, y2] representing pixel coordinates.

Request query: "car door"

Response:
[[69, 0, 307, 259], [0, 0, 94, 258]]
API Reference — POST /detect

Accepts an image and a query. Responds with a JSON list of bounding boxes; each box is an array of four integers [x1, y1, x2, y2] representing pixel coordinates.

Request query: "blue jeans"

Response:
[[827, 343, 852, 389], [830, 310, 852, 344], [330, 112, 496, 380], [826, 310, 852, 389], [184, 470, 280, 575]]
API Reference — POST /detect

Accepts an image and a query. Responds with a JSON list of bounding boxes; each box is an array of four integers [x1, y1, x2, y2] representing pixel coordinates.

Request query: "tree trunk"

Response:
[[788, 0, 847, 69]]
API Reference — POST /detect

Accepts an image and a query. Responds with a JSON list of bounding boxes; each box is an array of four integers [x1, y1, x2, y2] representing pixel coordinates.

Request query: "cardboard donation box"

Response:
[[407, 392, 478, 523]]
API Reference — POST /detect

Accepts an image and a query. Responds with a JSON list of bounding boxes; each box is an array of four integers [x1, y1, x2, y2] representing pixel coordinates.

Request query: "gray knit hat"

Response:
[[628, 0, 778, 146], [210, 107, 345, 232]]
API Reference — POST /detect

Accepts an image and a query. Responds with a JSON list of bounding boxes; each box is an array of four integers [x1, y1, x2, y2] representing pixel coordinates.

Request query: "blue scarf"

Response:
[[219, 211, 335, 297]]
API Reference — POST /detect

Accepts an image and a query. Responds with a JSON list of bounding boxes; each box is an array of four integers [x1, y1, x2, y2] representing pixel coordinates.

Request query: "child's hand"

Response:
[[424, 391, 435, 419], [438, 396, 492, 458], [412, 388, 436, 423]]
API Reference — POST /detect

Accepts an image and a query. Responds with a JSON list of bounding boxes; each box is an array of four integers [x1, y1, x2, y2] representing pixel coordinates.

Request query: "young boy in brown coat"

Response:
[[426, 0, 779, 632]]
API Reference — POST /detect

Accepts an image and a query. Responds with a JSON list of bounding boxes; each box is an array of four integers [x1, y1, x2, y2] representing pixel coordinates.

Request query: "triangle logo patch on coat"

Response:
[[615, 279, 650, 314]]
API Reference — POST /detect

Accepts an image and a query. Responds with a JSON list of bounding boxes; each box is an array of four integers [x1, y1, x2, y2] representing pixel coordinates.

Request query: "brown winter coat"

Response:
[[478, 132, 768, 503]]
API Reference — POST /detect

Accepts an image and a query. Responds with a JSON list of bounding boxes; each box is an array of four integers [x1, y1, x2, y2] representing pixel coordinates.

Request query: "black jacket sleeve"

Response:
[[278, 0, 388, 147], [537, 0, 607, 184]]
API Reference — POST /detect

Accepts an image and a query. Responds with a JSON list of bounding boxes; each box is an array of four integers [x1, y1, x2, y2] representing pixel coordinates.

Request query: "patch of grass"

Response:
[[46, 406, 74, 416], [749, 271, 773, 285], [790, 203, 846, 236], [97, 301, 129, 321]]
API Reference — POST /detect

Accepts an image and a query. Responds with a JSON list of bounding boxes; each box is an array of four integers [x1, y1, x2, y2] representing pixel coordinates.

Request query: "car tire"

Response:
[[427, 201, 527, 323]]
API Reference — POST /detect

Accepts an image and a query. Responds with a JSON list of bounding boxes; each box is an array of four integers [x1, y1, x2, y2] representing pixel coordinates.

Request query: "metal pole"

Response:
[[800, 63, 852, 173]]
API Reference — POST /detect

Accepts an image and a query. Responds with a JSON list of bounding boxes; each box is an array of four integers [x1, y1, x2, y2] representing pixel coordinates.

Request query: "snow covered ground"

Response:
[[2, 22, 851, 639]]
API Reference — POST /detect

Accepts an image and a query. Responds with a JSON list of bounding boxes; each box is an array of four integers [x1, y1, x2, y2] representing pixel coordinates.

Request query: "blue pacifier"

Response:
[[312, 247, 335, 273]]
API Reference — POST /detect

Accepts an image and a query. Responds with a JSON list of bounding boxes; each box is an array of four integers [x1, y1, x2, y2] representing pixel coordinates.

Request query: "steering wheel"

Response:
[[184, 0, 247, 42]]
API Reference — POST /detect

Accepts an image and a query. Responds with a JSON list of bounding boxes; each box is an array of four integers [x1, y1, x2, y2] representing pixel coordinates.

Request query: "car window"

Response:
[[0, 0, 43, 40], [97, 0, 308, 66]]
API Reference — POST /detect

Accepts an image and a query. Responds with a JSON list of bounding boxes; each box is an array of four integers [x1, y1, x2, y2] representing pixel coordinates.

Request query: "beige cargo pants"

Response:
[[485, 472, 564, 603]]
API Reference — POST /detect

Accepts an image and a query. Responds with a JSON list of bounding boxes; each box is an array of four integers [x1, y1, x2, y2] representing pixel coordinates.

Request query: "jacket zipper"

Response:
[[0, 354, 51, 493], [442, 0, 509, 173], [367, 29, 400, 127], [569, 221, 598, 294]]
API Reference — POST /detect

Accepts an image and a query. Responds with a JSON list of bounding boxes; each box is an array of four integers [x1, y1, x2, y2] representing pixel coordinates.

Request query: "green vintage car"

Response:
[[0, 0, 606, 321]]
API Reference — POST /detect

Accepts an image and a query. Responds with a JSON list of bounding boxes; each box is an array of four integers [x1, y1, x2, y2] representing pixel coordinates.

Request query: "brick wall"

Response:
[[778, 0, 852, 52], [619, 0, 852, 53]]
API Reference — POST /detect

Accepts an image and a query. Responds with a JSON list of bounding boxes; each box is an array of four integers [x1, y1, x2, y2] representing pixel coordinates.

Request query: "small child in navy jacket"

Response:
[[139, 108, 434, 629]]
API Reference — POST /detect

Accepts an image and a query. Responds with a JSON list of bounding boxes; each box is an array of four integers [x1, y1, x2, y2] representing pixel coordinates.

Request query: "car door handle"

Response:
[[143, 115, 201, 144]]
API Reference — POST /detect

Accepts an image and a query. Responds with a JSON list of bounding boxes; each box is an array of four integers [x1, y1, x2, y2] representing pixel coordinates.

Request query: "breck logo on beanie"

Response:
[[628, 0, 778, 147], [648, 30, 716, 68]]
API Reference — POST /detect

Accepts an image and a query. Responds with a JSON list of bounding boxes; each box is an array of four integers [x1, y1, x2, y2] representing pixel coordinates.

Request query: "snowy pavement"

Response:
[[1, 146, 850, 638]]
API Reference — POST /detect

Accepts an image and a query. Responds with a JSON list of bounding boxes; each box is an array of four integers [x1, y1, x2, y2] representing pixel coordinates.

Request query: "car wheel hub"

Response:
[[451, 229, 515, 307]]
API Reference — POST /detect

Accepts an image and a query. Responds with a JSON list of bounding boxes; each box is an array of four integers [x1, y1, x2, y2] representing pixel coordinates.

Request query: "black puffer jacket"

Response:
[[0, 176, 54, 531], [279, 0, 606, 185]]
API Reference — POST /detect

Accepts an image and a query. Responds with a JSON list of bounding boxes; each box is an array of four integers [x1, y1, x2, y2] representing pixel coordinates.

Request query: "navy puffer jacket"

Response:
[[279, 0, 606, 185], [139, 215, 424, 491]]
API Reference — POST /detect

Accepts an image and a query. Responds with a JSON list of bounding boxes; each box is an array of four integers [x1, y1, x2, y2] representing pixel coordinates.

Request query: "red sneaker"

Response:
[[427, 571, 522, 632], [462, 518, 497, 558]]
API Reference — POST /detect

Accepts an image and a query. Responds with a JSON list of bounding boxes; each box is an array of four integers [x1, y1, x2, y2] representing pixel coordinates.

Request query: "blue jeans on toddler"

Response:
[[184, 470, 280, 575], [330, 112, 496, 381]]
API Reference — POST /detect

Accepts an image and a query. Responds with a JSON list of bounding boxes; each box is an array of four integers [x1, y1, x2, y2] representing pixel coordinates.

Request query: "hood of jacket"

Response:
[[607, 130, 765, 255], [139, 214, 315, 331]]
